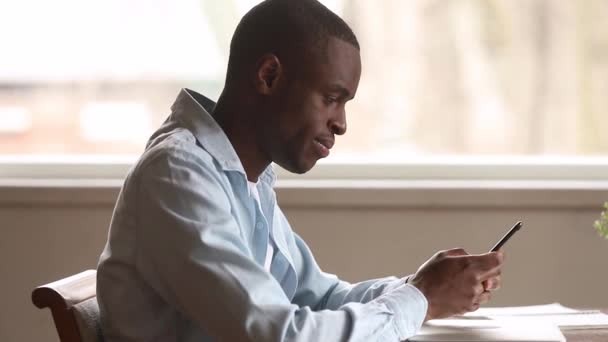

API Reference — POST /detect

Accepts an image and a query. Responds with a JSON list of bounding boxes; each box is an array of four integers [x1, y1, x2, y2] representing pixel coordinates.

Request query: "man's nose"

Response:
[[329, 109, 347, 135]]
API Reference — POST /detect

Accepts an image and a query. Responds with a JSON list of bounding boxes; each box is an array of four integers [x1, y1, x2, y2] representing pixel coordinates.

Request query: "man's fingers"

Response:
[[479, 266, 502, 282], [477, 290, 492, 304], [483, 276, 502, 291], [462, 252, 504, 280], [442, 248, 469, 257], [467, 251, 504, 268]]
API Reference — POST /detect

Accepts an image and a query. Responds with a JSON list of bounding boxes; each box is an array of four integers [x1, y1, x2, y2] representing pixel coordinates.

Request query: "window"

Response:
[[1, 1, 607, 179]]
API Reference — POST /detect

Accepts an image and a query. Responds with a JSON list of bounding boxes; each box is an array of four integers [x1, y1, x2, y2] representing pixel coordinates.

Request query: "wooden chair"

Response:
[[31, 269, 103, 342]]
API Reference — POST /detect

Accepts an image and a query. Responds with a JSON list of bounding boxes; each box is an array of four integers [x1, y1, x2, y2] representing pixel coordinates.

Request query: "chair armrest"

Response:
[[32, 270, 98, 342], [32, 270, 97, 310]]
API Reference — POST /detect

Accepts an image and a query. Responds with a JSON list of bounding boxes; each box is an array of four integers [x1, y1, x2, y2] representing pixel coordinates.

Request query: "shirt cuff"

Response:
[[375, 283, 428, 340], [380, 275, 410, 295]]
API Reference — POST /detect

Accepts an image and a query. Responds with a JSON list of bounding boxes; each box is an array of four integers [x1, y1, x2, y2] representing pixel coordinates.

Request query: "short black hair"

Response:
[[225, 0, 359, 84]]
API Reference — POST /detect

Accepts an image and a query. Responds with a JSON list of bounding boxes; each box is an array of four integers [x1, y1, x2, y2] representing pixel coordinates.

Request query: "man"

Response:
[[97, 0, 504, 341]]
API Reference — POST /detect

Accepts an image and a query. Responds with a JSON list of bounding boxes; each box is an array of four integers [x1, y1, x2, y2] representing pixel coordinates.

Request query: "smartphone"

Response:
[[489, 221, 523, 252]]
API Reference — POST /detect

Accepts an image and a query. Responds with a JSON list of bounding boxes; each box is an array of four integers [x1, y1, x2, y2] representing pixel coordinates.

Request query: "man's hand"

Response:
[[408, 248, 504, 321]]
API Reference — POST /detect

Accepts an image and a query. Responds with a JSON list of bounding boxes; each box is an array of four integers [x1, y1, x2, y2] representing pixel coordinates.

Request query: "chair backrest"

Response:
[[32, 269, 103, 342]]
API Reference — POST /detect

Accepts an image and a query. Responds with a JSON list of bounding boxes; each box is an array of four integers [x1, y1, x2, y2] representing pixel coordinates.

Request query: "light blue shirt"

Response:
[[97, 88, 427, 341]]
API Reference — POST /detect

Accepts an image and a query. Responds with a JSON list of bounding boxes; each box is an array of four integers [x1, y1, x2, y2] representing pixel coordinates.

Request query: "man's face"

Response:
[[260, 37, 362, 174]]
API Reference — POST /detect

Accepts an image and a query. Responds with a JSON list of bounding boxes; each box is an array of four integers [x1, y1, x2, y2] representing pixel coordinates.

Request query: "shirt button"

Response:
[[256, 221, 264, 229]]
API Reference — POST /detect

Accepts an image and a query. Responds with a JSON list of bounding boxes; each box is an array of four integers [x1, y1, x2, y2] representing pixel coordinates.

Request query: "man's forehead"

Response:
[[321, 37, 361, 82], [305, 37, 360, 68], [327, 36, 360, 53], [285, 36, 360, 91]]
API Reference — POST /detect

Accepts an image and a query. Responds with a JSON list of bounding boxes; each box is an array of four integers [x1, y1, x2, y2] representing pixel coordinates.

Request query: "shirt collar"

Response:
[[170, 88, 277, 186]]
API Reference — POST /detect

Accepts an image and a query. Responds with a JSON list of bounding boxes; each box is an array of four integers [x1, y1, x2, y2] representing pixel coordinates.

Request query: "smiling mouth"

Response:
[[314, 139, 331, 150], [313, 138, 332, 158]]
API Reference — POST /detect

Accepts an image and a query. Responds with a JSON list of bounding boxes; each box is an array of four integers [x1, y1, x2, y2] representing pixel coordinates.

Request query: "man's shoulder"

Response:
[[132, 127, 219, 179]]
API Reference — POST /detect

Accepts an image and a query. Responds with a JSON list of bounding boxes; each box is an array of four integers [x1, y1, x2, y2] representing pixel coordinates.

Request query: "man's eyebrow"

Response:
[[327, 84, 354, 100]]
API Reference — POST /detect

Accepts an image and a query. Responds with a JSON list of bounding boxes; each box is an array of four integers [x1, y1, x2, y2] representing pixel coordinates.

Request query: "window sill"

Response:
[[1, 155, 607, 208], [1, 178, 606, 209]]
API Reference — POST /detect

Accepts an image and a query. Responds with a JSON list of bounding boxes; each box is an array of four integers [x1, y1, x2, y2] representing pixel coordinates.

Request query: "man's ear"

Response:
[[254, 54, 283, 95]]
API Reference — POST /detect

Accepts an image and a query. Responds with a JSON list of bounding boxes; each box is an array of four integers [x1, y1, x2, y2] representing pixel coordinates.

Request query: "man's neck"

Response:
[[212, 95, 270, 183]]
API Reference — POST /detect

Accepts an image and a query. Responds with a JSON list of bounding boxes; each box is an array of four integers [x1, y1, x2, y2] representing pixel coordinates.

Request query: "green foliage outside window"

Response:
[[594, 202, 608, 239]]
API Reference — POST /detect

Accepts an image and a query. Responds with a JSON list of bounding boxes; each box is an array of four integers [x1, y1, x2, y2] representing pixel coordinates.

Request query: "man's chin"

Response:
[[277, 158, 317, 175]]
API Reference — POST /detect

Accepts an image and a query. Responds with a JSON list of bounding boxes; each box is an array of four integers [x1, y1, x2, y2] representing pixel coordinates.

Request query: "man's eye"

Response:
[[325, 96, 338, 104]]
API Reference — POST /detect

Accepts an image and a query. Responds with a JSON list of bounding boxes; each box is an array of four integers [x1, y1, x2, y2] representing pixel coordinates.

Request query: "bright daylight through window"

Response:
[[1, 0, 607, 168]]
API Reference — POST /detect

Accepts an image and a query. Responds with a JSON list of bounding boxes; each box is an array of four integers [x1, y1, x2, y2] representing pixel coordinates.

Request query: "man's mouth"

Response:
[[314, 139, 331, 150], [313, 138, 333, 158]]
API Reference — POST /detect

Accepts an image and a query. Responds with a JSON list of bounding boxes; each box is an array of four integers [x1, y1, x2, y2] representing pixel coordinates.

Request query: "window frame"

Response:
[[1, 155, 607, 182], [2, 155, 607, 210]]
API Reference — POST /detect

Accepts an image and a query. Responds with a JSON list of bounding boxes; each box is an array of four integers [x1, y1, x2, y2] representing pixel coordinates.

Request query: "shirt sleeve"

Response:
[[134, 148, 426, 341], [286, 225, 428, 339]]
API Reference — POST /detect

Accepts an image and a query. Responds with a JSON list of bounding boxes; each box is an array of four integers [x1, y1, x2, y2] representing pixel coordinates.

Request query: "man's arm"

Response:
[[133, 149, 425, 341], [282, 225, 419, 310], [279, 207, 504, 323]]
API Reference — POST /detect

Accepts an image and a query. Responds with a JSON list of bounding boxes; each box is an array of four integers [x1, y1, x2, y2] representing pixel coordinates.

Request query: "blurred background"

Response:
[[1, 1, 608, 341], [1, 0, 607, 160]]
